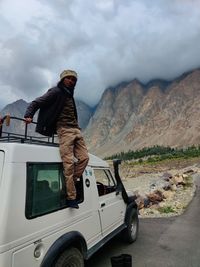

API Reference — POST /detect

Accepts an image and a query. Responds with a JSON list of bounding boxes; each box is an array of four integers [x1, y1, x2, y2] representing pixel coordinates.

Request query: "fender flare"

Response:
[[41, 231, 87, 267], [125, 202, 138, 226]]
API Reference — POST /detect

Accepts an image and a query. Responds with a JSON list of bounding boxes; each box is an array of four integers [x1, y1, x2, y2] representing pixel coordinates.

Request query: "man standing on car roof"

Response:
[[24, 69, 89, 209]]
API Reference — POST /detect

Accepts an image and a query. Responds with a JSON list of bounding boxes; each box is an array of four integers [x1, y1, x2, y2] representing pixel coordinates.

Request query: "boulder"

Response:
[[135, 195, 145, 209], [146, 190, 164, 204], [162, 172, 173, 181], [173, 174, 184, 185], [171, 184, 177, 191], [162, 190, 175, 199], [183, 169, 194, 174], [163, 184, 171, 191]]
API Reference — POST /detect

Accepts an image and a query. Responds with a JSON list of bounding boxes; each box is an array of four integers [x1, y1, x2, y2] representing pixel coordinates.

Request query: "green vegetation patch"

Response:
[[105, 145, 200, 164], [158, 206, 175, 214]]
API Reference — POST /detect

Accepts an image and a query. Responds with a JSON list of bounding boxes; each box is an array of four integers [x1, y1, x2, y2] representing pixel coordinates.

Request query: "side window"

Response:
[[94, 168, 116, 197], [25, 163, 84, 219]]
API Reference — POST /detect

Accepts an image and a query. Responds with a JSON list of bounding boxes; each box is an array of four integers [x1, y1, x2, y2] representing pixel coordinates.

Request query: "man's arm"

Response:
[[24, 88, 58, 123]]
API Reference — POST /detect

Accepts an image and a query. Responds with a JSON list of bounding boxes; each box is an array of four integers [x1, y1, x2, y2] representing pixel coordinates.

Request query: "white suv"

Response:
[[0, 116, 138, 267]]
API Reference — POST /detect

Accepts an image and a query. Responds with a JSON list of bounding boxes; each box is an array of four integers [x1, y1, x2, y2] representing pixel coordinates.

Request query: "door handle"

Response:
[[101, 203, 105, 207]]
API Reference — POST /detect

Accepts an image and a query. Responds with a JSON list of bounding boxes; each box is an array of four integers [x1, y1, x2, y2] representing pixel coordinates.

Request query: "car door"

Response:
[[94, 168, 126, 237]]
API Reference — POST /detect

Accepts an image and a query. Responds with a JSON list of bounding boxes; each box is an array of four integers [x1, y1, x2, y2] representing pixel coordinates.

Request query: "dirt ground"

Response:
[[119, 157, 200, 178], [116, 157, 200, 218]]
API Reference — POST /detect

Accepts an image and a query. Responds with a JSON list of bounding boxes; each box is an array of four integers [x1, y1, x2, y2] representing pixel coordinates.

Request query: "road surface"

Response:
[[86, 174, 200, 267]]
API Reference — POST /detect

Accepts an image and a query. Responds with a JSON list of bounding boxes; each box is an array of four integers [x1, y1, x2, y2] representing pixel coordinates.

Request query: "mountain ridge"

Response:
[[1, 68, 200, 157], [84, 68, 200, 157]]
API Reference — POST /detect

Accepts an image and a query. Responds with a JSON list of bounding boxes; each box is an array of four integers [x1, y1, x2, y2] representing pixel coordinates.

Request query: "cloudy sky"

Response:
[[0, 0, 200, 109]]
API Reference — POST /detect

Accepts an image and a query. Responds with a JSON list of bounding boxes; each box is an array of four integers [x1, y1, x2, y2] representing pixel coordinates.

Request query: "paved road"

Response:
[[86, 174, 200, 267]]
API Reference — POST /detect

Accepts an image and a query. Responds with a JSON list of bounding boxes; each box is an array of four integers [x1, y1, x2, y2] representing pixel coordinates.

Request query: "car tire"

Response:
[[123, 208, 139, 243], [54, 247, 84, 267]]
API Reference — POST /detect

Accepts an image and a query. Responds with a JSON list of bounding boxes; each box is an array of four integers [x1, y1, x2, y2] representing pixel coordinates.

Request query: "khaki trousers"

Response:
[[57, 127, 89, 200]]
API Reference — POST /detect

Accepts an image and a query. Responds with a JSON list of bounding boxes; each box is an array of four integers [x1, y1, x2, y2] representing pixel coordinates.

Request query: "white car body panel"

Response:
[[0, 143, 128, 267]]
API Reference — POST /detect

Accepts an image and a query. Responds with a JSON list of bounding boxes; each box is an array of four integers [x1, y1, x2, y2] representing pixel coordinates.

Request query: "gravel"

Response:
[[122, 166, 199, 218]]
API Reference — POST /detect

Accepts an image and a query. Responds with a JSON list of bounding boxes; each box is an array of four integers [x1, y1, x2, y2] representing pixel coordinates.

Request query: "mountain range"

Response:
[[1, 68, 200, 157]]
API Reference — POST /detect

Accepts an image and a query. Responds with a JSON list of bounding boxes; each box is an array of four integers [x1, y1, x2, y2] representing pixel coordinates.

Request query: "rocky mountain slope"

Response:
[[84, 69, 200, 157]]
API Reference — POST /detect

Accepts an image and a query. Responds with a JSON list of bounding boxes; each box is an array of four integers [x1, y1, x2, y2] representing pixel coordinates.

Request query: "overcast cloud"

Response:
[[0, 0, 200, 108]]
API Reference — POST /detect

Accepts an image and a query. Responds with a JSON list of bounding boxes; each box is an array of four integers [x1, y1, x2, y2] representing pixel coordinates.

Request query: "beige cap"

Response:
[[60, 70, 78, 80]]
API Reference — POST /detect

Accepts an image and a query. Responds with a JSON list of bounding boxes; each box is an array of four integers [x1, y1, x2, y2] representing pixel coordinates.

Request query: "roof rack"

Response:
[[0, 115, 58, 147]]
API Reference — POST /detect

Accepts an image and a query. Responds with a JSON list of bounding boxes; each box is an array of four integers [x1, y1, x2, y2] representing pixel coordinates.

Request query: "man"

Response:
[[24, 69, 89, 209]]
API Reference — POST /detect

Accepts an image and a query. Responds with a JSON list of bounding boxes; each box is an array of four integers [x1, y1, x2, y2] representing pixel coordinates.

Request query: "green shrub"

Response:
[[158, 206, 175, 214], [105, 145, 200, 162]]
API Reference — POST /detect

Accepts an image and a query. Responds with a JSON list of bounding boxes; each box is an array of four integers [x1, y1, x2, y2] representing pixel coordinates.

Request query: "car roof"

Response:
[[0, 142, 109, 167]]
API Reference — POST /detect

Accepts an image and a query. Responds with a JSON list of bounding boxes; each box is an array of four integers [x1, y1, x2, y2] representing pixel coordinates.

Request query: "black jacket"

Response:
[[24, 86, 77, 136]]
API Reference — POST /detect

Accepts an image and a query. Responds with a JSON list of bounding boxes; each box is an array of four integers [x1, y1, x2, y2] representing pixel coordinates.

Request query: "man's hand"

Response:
[[24, 117, 32, 124]]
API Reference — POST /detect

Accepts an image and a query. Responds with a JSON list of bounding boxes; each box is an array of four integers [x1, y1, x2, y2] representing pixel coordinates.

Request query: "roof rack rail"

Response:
[[0, 115, 58, 146]]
